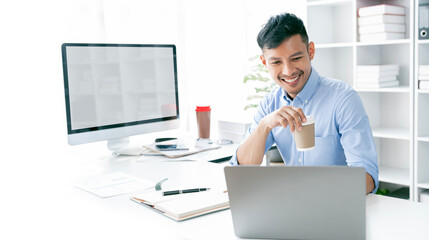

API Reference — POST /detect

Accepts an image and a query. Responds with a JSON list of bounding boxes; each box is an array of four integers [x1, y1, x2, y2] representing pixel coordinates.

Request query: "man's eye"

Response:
[[271, 61, 281, 65], [292, 57, 302, 61]]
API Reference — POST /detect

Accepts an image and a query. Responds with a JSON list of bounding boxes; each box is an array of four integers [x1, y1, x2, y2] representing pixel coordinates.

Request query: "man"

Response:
[[230, 12, 379, 194]]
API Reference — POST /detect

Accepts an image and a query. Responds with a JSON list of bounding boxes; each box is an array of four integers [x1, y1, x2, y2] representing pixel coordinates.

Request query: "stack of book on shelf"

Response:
[[419, 65, 429, 90], [358, 4, 406, 42], [356, 64, 400, 89]]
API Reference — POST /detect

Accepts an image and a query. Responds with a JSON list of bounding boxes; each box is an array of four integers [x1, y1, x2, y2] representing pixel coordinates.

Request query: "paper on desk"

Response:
[[143, 138, 220, 158], [135, 143, 238, 163], [75, 172, 154, 198]]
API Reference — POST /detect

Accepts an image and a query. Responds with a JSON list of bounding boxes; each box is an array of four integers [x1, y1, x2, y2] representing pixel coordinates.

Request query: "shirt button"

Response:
[[298, 158, 302, 163], [305, 100, 308, 104]]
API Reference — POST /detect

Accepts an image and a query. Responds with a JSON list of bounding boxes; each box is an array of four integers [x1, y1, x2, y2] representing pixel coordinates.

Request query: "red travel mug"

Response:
[[196, 106, 211, 139]]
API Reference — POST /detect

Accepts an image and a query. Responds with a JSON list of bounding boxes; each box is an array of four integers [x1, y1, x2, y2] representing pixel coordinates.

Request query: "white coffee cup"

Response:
[[292, 115, 315, 151]]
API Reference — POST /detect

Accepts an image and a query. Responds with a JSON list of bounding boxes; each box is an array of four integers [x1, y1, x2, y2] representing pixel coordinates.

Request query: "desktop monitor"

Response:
[[61, 43, 180, 151]]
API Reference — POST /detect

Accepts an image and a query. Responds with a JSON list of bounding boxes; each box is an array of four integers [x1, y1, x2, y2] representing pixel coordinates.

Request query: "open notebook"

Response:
[[131, 190, 229, 221]]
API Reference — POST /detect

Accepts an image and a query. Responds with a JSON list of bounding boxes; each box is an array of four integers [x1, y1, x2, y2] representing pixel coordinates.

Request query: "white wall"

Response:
[[0, 0, 306, 150], [180, 0, 306, 137], [0, 0, 307, 163], [0, 0, 305, 184], [0, 1, 305, 237]]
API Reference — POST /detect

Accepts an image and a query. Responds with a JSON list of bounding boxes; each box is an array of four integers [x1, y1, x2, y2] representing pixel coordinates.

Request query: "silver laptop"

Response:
[[224, 166, 366, 240]]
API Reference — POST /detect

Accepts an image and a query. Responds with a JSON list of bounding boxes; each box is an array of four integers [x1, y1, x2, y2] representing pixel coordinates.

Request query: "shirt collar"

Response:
[[282, 67, 319, 104]]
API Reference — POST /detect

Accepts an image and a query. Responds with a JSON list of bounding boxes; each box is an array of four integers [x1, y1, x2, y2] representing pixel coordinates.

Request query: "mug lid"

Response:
[[196, 106, 211, 112], [302, 115, 314, 126]]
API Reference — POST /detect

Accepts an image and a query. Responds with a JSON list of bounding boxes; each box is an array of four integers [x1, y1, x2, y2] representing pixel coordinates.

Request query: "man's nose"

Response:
[[281, 61, 295, 77]]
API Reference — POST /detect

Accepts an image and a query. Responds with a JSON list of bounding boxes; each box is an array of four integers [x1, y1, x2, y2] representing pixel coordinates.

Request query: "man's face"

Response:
[[260, 34, 315, 99]]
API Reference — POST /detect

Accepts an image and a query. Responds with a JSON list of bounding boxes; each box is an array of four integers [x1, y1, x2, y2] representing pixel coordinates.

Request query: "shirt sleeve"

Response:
[[229, 95, 276, 166], [335, 91, 379, 193]]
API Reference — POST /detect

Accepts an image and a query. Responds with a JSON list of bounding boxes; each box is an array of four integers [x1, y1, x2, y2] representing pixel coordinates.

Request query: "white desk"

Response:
[[7, 146, 429, 240]]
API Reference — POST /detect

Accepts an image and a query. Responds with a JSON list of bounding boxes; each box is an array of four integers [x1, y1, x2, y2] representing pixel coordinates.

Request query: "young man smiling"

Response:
[[230, 12, 379, 194]]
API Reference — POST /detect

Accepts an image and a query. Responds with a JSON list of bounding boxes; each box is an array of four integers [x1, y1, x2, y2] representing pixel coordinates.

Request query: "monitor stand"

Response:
[[108, 137, 130, 151], [108, 137, 147, 156]]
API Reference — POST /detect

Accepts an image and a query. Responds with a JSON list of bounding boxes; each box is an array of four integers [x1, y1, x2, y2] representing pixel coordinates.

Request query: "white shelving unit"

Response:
[[415, 0, 429, 201], [307, 0, 417, 201]]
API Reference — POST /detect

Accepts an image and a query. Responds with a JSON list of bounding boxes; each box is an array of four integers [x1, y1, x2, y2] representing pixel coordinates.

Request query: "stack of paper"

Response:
[[356, 64, 400, 88], [419, 65, 429, 90], [358, 4, 406, 42], [218, 119, 251, 144], [75, 172, 154, 198]]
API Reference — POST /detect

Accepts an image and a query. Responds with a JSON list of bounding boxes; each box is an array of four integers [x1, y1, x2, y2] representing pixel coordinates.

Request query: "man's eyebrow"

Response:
[[267, 56, 282, 61], [267, 51, 304, 61], [289, 51, 304, 58]]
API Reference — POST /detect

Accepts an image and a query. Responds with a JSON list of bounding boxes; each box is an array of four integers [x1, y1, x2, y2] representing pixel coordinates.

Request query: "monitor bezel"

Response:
[[61, 43, 180, 137]]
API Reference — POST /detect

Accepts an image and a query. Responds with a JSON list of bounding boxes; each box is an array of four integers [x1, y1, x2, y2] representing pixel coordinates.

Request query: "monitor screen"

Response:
[[62, 43, 179, 150]]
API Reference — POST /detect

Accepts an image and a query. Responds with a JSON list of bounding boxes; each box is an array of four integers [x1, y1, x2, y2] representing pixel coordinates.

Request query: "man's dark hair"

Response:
[[257, 12, 309, 50]]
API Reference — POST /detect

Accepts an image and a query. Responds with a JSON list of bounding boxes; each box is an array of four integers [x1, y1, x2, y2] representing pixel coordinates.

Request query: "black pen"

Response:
[[162, 188, 210, 196]]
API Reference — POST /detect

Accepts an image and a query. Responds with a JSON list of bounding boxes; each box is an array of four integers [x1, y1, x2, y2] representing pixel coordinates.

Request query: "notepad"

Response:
[[143, 138, 220, 158], [131, 190, 229, 221]]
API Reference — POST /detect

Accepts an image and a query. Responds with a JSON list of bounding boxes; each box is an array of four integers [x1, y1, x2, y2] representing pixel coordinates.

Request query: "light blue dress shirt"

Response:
[[230, 67, 379, 193]]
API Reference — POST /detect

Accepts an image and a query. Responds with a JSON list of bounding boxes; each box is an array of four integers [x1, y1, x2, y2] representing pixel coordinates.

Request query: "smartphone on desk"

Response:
[[155, 141, 189, 151], [156, 144, 177, 149]]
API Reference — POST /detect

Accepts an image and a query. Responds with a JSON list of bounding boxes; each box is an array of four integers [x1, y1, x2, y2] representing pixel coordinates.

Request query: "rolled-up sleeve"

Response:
[[229, 94, 276, 166], [336, 91, 379, 193], [229, 147, 240, 166]]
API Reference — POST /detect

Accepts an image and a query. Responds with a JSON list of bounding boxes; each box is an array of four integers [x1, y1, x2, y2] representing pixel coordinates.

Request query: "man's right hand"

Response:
[[261, 106, 307, 133], [237, 106, 306, 165]]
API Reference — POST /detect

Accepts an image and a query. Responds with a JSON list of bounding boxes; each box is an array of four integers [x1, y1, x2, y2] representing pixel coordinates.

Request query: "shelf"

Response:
[[418, 39, 429, 45], [372, 127, 410, 140], [418, 89, 429, 94], [306, 0, 419, 200], [356, 39, 410, 46], [418, 179, 429, 189], [379, 166, 410, 186], [417, 136, 429, 142], [314, 42, 353, 48], [355, 86, 410, 93], [307, 0, 351, 7]]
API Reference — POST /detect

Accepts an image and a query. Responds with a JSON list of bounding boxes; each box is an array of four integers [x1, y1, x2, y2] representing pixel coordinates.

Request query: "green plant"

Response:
[[375, 188, 390, 195], [243, 55, 277, 110]]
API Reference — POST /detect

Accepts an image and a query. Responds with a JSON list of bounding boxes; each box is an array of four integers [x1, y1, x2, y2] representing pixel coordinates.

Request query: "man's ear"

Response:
[[308, 41, 315, 61], [260, 55, 267, 67]]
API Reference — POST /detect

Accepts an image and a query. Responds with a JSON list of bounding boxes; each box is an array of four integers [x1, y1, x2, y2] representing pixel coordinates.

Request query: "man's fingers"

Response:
[[279, 116, 288, 128], [284, 114, 295, 132], [278, 110, 297, 132], [272, 106, 307, 133], [292, 107, 307, 123], [280, 107, 304, 132], [287, 108, 303, 131]]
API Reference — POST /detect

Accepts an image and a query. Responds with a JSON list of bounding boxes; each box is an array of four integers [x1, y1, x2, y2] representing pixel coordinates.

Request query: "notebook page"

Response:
[[155, 191, 229, 219]]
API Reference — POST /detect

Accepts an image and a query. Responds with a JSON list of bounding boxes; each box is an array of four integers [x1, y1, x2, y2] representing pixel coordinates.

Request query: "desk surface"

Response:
[[5, 144, 429, 240]]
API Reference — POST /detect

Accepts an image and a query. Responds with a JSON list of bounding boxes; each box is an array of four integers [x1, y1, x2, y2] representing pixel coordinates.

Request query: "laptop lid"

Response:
[[224, 166, 366, 240]]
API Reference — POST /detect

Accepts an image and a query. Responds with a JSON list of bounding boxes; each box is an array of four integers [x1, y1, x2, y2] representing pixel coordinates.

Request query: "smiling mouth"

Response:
[[281, 72, 303, 85]]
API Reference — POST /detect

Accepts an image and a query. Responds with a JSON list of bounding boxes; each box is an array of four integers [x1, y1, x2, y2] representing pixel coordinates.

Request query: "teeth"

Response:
[[284, 74, 300, 83]]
